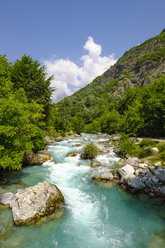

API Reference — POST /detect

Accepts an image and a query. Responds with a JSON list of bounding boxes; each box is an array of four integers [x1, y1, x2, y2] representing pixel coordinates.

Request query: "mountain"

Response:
[[55, 30, 165, 137]]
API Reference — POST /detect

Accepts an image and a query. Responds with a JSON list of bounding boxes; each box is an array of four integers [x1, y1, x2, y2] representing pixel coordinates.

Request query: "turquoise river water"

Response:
[[0, 134, 165, 248]]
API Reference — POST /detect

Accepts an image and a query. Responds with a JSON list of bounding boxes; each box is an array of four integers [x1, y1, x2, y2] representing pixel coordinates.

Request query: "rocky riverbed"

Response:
[[0, 133, 165, 248]]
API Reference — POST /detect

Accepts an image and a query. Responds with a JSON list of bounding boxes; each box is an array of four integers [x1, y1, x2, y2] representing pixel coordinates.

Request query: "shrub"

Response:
[[138, 148, 152, 158], [119, 134, 139, 157], [81, 143, 99, 159]]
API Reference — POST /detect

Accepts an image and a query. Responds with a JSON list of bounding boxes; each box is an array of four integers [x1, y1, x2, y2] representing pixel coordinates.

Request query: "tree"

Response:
[[71, 115, 85, 134], [0, 55, 46, 170], [10, 55, 54, 117]]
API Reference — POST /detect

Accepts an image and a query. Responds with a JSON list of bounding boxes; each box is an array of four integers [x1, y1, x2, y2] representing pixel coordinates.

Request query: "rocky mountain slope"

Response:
[[55, 29, 165, 136]]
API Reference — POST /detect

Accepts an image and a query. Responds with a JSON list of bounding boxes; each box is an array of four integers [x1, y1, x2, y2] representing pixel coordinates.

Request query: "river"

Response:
[[0, 134, 165, 247]]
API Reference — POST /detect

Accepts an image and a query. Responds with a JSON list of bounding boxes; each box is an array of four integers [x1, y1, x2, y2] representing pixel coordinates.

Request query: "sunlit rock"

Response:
[[118, 164, 135, 180], [92, 172, 114, 182], [10, 181, 64, 225], [67, 152, 78, 157]]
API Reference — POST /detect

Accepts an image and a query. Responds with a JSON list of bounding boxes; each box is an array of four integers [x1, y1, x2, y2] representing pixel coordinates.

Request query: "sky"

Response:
[[1, 0, 165, 101]]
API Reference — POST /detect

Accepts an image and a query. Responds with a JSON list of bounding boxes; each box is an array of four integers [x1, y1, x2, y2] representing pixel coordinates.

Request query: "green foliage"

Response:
[[0, 55, 53, 170], [119, 134, 139, 157], [138, 148, 152, 158], [100, 109, 121, 134], [81, 143, 99, 159], [71, 115, 85, 134]]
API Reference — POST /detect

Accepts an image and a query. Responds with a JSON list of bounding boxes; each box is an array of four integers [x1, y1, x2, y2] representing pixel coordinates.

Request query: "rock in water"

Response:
[[92, 172, 114, 181], [90, 161, 102, 168], [67, 152, 78, 157], [23, 151, 51, 166], [10, 181, 64, 225]]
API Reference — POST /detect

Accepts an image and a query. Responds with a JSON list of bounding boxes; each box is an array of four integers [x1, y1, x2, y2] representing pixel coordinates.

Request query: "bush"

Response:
[[80, 143, 99, 159], [119, 134, 139, 157], [138, 148, 152, 158]]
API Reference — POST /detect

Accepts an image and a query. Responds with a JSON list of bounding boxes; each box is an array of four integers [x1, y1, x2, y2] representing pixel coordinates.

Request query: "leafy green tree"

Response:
[[71, 115, 85, 134], [10, 55, 54, 117], [0, 55, 47, 170], [101, 109, 121, 134]]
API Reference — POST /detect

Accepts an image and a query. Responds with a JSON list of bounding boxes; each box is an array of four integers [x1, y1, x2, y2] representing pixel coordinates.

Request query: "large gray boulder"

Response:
[[10, 181, 64, 225], [125, 177, 146, 192]]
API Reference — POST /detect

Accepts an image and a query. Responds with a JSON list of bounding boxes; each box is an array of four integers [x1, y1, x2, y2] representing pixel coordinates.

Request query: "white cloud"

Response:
[[44, 36, 117, 102]]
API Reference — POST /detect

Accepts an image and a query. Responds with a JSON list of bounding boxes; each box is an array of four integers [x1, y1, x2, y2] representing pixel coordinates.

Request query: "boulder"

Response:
[[67, 152, 78, 157], [92, 172, 114, 181], [155, 167, 165, 183], [23, 151, 51, 166], [118, 164, 135, 180], [10, 181, 64, 225], [90, 161, 102, 168], [151, 147, 159, 153], [125, 177, 146, 192], [0, 192, 14, 207], [124, 157, 140, 167]]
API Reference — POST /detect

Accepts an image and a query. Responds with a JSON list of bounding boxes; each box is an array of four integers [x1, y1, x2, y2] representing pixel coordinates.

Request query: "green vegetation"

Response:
[[80, 143, 99, 159], [0, 55, 54, 170], [118, 135, 165, 166], [118, 134, 139, 157]]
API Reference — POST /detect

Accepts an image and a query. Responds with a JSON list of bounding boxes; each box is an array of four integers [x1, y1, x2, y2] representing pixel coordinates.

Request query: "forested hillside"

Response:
[[54, 29, 165, 137]]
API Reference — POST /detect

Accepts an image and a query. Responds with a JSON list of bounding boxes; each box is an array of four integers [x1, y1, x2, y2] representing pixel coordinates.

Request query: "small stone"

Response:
[[67, 152, 78, 157], [151, 147, 159, 153], [138, 163, 148, 169], [154, 161, 162, 167], [90, 161, 102, 168]]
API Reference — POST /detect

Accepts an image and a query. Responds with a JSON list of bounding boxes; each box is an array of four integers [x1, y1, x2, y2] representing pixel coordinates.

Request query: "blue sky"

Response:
[[1, 0, 165, 101]]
